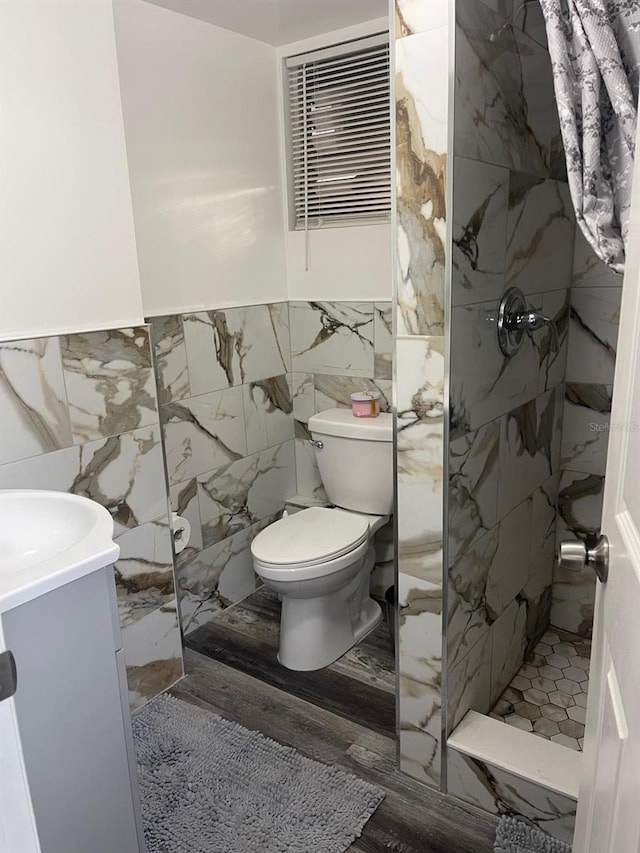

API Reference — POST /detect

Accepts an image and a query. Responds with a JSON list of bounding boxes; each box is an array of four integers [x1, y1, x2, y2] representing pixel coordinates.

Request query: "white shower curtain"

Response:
[[539, 0, 640, 273]]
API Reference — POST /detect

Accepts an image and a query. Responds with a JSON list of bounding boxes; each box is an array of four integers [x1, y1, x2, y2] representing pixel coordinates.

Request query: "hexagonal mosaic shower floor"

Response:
[[490, 628, 592, 751]]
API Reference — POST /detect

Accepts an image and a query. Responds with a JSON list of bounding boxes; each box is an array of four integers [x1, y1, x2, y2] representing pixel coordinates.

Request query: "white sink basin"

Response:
[[0, 490, 119, 613]]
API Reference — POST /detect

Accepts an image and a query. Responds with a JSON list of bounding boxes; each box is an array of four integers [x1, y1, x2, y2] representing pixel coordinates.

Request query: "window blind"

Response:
[[285, 33, 391, 230]]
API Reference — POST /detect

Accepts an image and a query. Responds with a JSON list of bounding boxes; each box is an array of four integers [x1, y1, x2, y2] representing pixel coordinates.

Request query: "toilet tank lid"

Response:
[[308, 409, 392, 442]]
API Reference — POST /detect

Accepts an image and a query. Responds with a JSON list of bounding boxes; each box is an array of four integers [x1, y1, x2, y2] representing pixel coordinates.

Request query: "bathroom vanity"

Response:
[[0, 491, 145, 853]]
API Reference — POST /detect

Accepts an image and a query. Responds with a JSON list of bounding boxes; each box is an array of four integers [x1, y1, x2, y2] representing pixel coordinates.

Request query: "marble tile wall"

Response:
[[0, 328, 183, 711], [447, 0, 623, 652], [440, 0, 629, 839], [395, 0, 619, 840], [289, 301, 392, 503], [395, 1, 449, 789], [447, 0, 574, 738], [449, 0, 622, 636], [148, 304, 296, 635], [553, 228, 623, 635], [447, 746, 577, 844], [150, 300, 393, 634]]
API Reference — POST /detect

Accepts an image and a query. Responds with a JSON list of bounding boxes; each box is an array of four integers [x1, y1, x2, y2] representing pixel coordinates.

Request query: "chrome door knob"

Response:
[[558, 535, 609, 583]]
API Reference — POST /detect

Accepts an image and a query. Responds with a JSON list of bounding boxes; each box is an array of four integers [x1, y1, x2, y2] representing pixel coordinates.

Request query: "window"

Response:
[[285, 33, 391, 230]]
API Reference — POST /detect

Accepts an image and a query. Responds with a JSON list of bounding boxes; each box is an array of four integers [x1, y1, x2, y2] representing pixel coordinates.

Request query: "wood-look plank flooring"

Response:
[[185, 587, 396, 737], [177, 588, 498, 852], [173, 649, 497, 853], [210, 586, 396, 694]]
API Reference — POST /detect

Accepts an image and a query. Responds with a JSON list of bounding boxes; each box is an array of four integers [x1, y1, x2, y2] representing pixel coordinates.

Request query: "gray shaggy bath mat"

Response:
[[133, 694, 384, 853], [495, 816, 572, 853]]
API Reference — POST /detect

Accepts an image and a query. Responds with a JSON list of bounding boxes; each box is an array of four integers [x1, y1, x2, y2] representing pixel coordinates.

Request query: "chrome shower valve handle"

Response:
[[497, 287, 559, 356], [508, 309, 559, 352]]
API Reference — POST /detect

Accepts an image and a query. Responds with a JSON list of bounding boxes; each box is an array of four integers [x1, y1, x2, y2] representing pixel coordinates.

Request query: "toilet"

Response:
[[251, 408, 393, 671]]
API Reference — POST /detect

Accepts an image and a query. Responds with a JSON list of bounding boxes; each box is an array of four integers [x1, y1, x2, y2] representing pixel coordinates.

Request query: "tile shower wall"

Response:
[[443, 1, 579, 842], [446, 0, 574, 735], [0, 328, 183, 711], [394, 1, 449, 788], [553, 229, 623, 636], [444, 0, 624, 654], [148, 304, 296, 635]]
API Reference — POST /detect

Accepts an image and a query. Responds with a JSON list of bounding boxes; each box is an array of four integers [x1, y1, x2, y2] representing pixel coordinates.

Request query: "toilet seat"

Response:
[[253, 538, 370, 584], [251, 506, 369, 570]]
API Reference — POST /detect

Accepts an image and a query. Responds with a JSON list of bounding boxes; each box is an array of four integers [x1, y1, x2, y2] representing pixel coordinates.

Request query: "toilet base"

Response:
[[351, 597, 384, 646], [277, 594, 383, 672]]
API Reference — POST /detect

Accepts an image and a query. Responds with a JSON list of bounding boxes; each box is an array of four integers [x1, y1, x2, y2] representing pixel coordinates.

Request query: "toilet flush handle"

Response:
[[308, 439, 324, 450]]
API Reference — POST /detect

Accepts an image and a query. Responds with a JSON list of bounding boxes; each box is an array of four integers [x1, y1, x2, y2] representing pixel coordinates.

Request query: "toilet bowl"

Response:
[[251, 408, 394, 672], [252, 506, 386, 671]]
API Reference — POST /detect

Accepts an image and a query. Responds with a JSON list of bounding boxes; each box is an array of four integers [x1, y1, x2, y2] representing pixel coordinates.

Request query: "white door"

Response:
[[571, 129, 640, 853]]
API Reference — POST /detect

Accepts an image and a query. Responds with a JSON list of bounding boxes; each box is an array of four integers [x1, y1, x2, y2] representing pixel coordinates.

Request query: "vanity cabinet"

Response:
[[0, 567, 145, 853]]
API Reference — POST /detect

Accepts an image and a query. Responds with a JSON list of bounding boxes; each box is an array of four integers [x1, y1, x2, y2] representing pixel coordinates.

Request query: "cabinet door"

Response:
[[2, 569, 141, 853]]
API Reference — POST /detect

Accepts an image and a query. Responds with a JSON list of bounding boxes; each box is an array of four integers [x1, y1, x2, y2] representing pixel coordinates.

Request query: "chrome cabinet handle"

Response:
[[497, 287, 558, 356], [558, 535, 609, 583]]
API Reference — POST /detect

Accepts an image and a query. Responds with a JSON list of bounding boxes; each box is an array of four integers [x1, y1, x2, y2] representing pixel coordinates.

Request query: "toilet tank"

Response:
[[308, 408, 393, 515]]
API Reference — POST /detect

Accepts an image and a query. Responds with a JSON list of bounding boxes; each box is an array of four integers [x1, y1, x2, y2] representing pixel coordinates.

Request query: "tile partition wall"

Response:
[[148, 300, 394, 635], [0, 329, 184, 711], [553, 228, 623, 636], [394, 1, 449, 788]]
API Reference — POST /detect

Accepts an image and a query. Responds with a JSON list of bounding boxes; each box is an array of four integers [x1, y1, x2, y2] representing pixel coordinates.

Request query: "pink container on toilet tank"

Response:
[[350, 390, 381, 418]]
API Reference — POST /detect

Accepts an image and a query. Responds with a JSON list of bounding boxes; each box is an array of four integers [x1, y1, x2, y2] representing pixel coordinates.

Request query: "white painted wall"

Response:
[[114, 0, 287, 316], [0, 1, 390, 343], [277, 19, 392, 303], [0, 0, 144, 342], [285, 225, 392, 302]]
